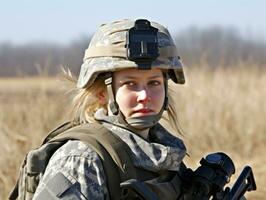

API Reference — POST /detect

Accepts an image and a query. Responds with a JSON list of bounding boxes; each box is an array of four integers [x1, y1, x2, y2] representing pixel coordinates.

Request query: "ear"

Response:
[[97, 91, 107, 105]]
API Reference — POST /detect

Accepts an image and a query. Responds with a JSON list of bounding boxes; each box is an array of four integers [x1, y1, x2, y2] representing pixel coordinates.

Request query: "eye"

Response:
[[148, 80, 162, 86], [123, 81, 136, 86], [121, 81, 139, 90]]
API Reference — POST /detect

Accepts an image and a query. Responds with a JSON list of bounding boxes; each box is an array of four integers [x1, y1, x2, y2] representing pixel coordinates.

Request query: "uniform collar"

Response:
[[94, 108, 186, 172]]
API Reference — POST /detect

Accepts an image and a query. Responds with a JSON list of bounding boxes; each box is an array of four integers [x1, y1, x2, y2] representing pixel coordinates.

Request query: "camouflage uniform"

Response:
[[33, 109, 186, 199]]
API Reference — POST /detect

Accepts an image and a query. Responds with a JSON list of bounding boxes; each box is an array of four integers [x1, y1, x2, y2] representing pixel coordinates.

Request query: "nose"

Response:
[[137, 88, 150, 103]]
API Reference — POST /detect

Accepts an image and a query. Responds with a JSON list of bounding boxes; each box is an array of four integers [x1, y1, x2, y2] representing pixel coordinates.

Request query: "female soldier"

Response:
[[33, 19, 187, 199]]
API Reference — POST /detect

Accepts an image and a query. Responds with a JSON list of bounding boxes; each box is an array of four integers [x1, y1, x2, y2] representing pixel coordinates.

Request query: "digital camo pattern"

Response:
[[104, 122, 186, 172], [77, 19, 185, 88], [34, 118, 186, 199], [33, 140, 110, 200]]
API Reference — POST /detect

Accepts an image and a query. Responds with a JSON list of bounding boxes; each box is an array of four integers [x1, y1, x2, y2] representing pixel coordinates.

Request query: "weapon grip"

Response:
[[229, 166, 256, 200]]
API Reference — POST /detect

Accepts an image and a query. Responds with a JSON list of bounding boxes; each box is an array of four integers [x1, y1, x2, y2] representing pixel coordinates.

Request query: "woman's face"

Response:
[[113, 68, 165, 119]]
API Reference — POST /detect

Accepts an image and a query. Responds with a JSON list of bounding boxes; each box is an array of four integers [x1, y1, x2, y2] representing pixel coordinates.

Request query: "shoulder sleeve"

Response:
[[33, 140, 110, 200]]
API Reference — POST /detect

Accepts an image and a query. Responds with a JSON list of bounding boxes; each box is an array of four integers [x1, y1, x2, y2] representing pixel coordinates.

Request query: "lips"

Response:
[[132, 108, 154, 114]]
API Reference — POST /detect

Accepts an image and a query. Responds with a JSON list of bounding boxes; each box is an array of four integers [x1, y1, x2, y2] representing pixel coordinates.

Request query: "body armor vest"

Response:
[[10, 122, 181, 200]]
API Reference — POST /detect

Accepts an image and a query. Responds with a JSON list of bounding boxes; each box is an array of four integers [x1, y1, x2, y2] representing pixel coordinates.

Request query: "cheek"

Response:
[[151, 87, 165, 109], [115, 89, 136, 112]]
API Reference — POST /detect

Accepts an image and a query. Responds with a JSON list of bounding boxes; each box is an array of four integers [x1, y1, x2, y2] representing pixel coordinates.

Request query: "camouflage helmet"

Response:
[[77, 19, 185, 88]]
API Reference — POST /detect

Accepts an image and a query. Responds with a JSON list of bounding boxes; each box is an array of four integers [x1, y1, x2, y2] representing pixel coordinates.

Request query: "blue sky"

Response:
[[1, 0, 265, 44]]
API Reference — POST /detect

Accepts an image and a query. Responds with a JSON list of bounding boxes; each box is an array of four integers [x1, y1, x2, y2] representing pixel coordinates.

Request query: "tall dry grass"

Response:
[[0, 65, 265, 199]]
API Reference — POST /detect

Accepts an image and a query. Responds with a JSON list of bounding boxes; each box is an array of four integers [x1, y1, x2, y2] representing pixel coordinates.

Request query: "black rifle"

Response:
[[222, 166, 257, 200], [120, 152, 256, 200]]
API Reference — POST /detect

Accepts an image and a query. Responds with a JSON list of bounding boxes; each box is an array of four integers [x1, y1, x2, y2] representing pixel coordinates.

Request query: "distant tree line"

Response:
[[0, 36, 90, 77], [0, 26, 266, 77], [176, 26, 266, 67]]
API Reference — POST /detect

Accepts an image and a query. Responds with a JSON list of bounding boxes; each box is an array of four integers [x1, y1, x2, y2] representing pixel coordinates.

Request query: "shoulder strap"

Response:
[[42, 121, 79, 144], [49, 122, 138, 199]]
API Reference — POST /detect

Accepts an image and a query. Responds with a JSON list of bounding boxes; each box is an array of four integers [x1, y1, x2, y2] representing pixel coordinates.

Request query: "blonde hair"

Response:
[[62, 68, 107, 123], [165, 86, 184, 136], [72, 78, 107, 123]]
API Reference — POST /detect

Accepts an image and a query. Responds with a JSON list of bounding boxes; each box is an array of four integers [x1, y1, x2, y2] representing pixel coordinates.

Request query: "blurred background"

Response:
[[0, 0, 265, 199]]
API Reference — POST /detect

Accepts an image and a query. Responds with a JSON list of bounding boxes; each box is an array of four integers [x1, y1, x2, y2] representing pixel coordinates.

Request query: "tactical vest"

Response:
[[10, 121, 180, 200]]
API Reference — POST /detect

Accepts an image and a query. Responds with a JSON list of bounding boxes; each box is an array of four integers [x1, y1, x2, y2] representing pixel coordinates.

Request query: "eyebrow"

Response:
[[121, 75, 163, 79]]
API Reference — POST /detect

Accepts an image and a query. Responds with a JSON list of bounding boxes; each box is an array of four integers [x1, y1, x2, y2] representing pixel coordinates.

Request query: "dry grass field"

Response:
[[0, 65, 265, 199]]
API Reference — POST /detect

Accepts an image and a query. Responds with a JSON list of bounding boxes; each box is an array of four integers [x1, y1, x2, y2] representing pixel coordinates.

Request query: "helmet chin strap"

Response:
[[125, 107, 164, 130], [104, 72, 168, 130], [104, 73, 119, 115]]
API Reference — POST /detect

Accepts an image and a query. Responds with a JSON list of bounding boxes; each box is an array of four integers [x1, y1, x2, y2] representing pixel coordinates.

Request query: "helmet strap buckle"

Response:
[[104, 73, 119, 115]]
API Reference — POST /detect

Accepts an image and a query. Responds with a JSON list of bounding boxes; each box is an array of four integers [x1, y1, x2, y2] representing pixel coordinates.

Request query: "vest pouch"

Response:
[[18, 159, 28, 200], [22, 143, 58, 199], [25, 147, 47, 194], [26, 172, 40, 193]]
